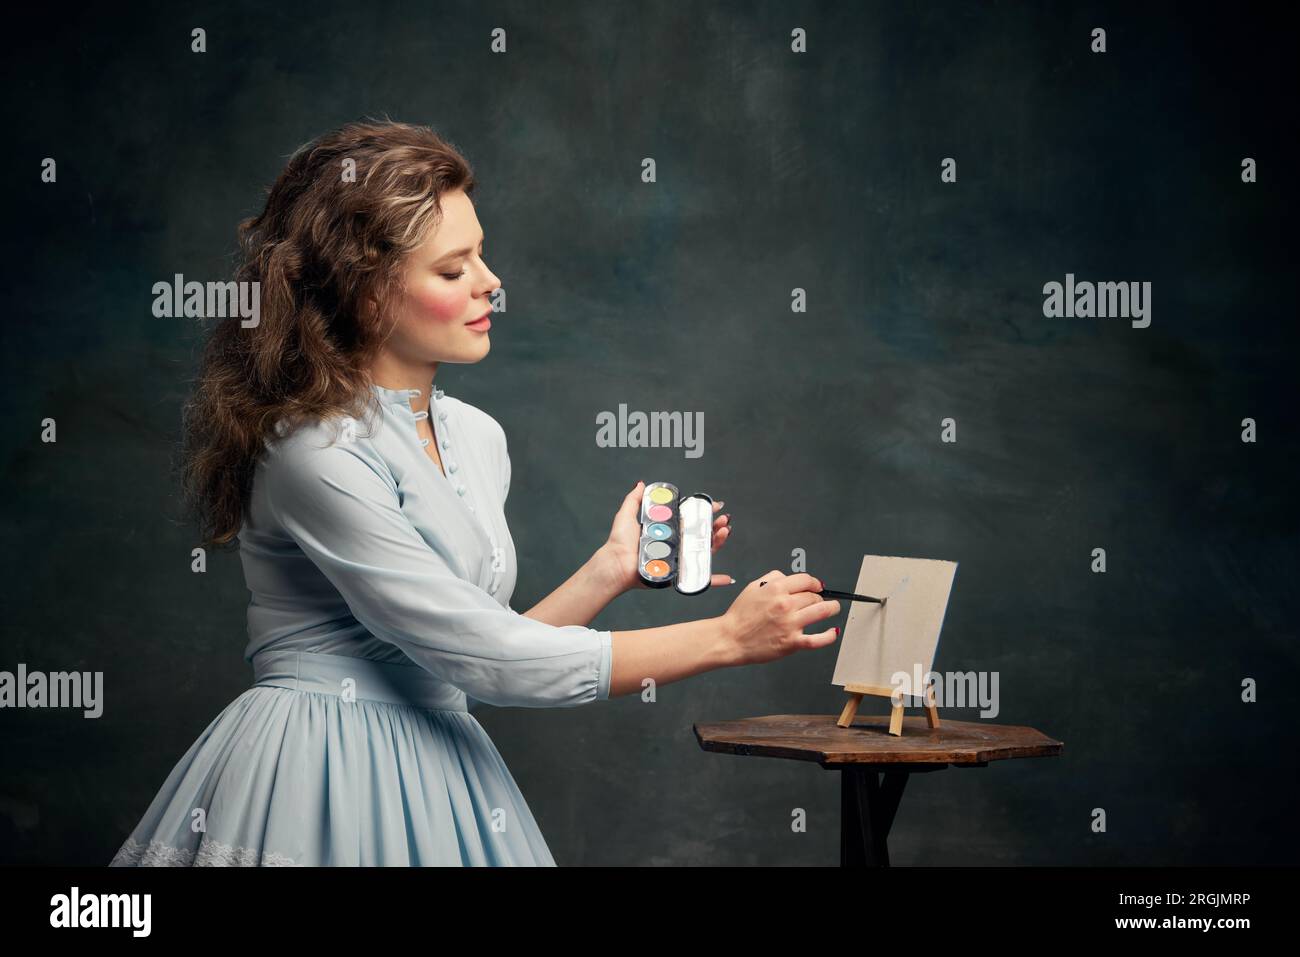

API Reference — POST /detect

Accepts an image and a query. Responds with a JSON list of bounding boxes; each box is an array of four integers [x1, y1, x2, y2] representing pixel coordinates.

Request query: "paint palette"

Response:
[[637, 481, 714, 594]]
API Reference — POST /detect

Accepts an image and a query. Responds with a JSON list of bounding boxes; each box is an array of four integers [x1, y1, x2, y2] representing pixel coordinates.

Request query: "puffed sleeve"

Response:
[[260, 435, 613, 709], [473, 405, 510, 503]]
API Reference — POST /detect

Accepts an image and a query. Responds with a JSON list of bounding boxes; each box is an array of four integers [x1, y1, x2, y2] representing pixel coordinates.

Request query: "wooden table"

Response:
[[694, 714, 1063, 866]]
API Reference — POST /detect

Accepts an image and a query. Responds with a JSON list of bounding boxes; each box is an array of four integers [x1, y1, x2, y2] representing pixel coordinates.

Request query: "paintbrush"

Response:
[[755, 576, 886, 605], [818, 588, 885, 605]]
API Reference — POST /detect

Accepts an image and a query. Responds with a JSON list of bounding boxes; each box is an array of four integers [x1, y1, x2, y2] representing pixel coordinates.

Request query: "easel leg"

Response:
[[840, 767, 910, 866], [836, 692, 863, 728], [841, 684, 940, 737], [888, 703, 904, 736], [924, 682, 941, 728]]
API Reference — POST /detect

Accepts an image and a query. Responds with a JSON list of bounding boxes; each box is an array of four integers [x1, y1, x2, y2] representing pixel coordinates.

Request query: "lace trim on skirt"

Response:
[[110, 836, 298, 867]]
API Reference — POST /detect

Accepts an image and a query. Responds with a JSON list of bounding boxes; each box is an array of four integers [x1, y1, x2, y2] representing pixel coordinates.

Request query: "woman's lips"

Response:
[[466, 312, 492, 331]]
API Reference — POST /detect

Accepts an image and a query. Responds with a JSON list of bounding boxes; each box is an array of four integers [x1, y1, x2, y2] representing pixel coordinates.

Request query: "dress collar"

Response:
[[370, 381, 446, 409]]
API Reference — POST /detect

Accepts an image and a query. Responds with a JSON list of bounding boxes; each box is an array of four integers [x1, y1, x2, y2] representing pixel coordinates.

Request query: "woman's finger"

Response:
[[709, 573, 736, 587], [711, 523, 731, 553], [801, 625, 841, 650], [618, 481, 644, 517], [795, 598, 842, 630]]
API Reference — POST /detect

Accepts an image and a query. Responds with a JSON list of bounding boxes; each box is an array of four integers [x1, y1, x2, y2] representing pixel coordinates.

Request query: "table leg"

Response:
[[840, 767, 909, 867]]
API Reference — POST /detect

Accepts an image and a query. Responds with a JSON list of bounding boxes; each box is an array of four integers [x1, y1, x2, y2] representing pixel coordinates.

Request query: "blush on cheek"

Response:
[[409, 282, 468, 323]]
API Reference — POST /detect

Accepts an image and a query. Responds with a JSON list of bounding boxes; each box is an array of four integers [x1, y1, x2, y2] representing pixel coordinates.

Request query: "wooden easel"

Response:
[[837, 682, 940, 737]]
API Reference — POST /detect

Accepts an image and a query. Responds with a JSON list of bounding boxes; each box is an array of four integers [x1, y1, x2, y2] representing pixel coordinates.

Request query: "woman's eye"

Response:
[[440, 269, 466, 281]]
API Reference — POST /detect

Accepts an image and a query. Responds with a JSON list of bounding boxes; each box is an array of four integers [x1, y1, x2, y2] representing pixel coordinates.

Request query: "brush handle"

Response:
[[818, 588, 884, 604]]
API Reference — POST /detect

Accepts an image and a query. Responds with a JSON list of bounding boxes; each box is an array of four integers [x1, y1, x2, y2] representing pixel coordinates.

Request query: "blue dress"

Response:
[[109, 382, 614, 866]]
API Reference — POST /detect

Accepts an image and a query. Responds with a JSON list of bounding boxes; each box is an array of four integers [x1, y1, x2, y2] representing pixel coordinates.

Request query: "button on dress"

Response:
[[109, 382, 613, 866]]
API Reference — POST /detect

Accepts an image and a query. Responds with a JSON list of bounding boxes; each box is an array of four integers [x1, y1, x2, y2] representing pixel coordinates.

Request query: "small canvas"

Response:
[[830, 555, 958, 695]]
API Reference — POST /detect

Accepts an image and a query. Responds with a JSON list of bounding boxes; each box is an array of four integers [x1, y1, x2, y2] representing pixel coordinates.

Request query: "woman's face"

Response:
[[384, 188, 501, 365]]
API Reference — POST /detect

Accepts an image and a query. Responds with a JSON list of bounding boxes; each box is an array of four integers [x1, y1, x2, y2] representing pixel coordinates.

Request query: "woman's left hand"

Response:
[[596, 481, 733, 597]]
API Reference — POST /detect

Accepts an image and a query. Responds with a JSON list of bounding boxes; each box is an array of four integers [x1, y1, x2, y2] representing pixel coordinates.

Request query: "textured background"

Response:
[[2, 0, 1296, 865]]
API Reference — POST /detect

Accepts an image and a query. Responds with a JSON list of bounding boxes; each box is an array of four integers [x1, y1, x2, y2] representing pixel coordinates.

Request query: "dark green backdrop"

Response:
[[3, 0, 1296, 865]]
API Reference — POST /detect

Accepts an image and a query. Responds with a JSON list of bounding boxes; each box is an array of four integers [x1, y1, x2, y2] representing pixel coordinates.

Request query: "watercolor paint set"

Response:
[[637, 481, 714, 594]]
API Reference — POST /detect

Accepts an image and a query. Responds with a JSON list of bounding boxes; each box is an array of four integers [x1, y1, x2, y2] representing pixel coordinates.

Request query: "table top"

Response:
[[694, 714, 1064, 768]]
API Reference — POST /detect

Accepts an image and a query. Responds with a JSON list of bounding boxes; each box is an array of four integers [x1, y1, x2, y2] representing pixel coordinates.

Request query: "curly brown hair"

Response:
[[180, 119, 477, 548]]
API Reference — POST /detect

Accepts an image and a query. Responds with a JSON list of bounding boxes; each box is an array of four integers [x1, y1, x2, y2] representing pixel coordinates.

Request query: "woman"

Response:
[[109, 120, 841, 866]]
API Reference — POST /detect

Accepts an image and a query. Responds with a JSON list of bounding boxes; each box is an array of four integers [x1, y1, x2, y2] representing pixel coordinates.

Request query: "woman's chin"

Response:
[[446, 337, 490, 363]]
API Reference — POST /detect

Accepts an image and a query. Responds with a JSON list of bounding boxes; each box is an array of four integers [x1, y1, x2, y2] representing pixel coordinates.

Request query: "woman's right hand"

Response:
[[718, 570, 841, 666]]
